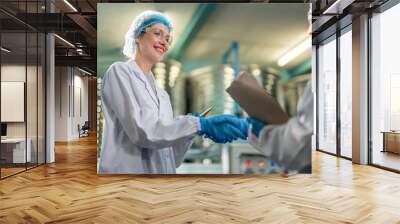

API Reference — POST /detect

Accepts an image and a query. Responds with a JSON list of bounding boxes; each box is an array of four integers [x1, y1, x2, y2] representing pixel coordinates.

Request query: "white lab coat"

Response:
[[248, 81, 313, 173], [99, 59, 200, 174]]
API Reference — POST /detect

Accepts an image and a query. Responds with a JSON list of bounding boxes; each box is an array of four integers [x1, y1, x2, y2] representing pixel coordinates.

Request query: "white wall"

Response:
[[72, 73, 89, 138], [1, 65, 26, 133], [55, 67, 68, 141], [55, 67, 89, 141], [1, 65, 38, 137]]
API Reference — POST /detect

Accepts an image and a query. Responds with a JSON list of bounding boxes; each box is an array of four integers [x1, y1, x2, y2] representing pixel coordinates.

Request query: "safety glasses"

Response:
[[144, 28, 173, 45]]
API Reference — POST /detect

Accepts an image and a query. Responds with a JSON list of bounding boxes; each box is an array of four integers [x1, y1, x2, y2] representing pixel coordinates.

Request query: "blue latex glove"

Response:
[[247, 117, 266, 137], [236, 118, 249, 140], [199, 115, 248, 143], [227, 118, 249, 140]]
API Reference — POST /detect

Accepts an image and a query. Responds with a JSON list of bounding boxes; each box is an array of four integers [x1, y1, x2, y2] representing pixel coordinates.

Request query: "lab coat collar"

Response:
[[127, 59, 160, 108]]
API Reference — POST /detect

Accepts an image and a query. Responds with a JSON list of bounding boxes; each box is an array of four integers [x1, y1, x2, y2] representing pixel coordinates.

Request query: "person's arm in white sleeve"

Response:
[[248, 82, 313, 172], [171, 135, 195, 168], [102, 64, 201, 150]]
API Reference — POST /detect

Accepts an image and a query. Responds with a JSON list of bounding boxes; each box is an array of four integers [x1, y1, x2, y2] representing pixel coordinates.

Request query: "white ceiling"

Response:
[[183, 3, 311, 69], [98, 3, 311, 74]]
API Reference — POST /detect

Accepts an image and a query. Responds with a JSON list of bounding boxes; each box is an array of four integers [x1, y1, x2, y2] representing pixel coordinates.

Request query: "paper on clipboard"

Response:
[[226, 72, 289, 124]]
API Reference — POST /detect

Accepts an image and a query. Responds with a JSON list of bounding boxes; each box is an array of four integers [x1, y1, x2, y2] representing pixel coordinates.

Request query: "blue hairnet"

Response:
[[123, 11, 173, 58]]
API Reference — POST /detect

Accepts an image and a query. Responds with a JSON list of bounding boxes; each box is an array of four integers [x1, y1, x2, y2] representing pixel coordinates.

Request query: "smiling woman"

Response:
[[99, 10, 200, 174], [98, 10, 247, 174], [122, 11, 173, 60], [135, 23, 171, 69]]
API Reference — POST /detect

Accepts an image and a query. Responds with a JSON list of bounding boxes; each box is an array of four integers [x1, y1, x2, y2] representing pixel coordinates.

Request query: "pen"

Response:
[[200, 106, 213, 117]]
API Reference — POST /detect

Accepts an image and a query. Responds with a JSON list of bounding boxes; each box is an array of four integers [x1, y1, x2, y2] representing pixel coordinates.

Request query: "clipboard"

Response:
[[226, 72, 289, 124]]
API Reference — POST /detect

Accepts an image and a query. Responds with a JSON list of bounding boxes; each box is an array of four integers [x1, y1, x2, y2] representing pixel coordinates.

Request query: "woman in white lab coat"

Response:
[[99, 11, 247, 174]]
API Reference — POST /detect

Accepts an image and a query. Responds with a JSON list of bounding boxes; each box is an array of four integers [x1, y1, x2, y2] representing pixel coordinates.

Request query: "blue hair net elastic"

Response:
[[123, 11, 173, 58]]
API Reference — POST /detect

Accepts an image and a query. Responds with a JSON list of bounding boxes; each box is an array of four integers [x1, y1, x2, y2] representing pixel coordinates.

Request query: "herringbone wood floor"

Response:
[[1, 135, 400, 223]]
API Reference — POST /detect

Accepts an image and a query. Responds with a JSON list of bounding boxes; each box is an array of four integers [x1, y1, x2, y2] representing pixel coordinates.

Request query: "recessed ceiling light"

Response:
[[63, 0, 78, 12], [1, 47, 11, 53], [78, 67, 92, 76], [277, 37, 311, 67], [54, 34, 75, 48]]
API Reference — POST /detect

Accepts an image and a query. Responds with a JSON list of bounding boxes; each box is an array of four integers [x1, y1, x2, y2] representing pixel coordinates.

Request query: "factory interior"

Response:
[[0, 0, 399, 222]]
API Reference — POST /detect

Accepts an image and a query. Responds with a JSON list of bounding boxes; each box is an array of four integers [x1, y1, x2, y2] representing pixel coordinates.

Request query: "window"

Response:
[[339, 28, 352, 158], [317, 36, 337, 154], [370, 3, 400, 171]]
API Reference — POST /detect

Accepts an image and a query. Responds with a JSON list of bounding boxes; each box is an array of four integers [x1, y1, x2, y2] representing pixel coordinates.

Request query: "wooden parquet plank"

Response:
[[1, 135, 400, 223]]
